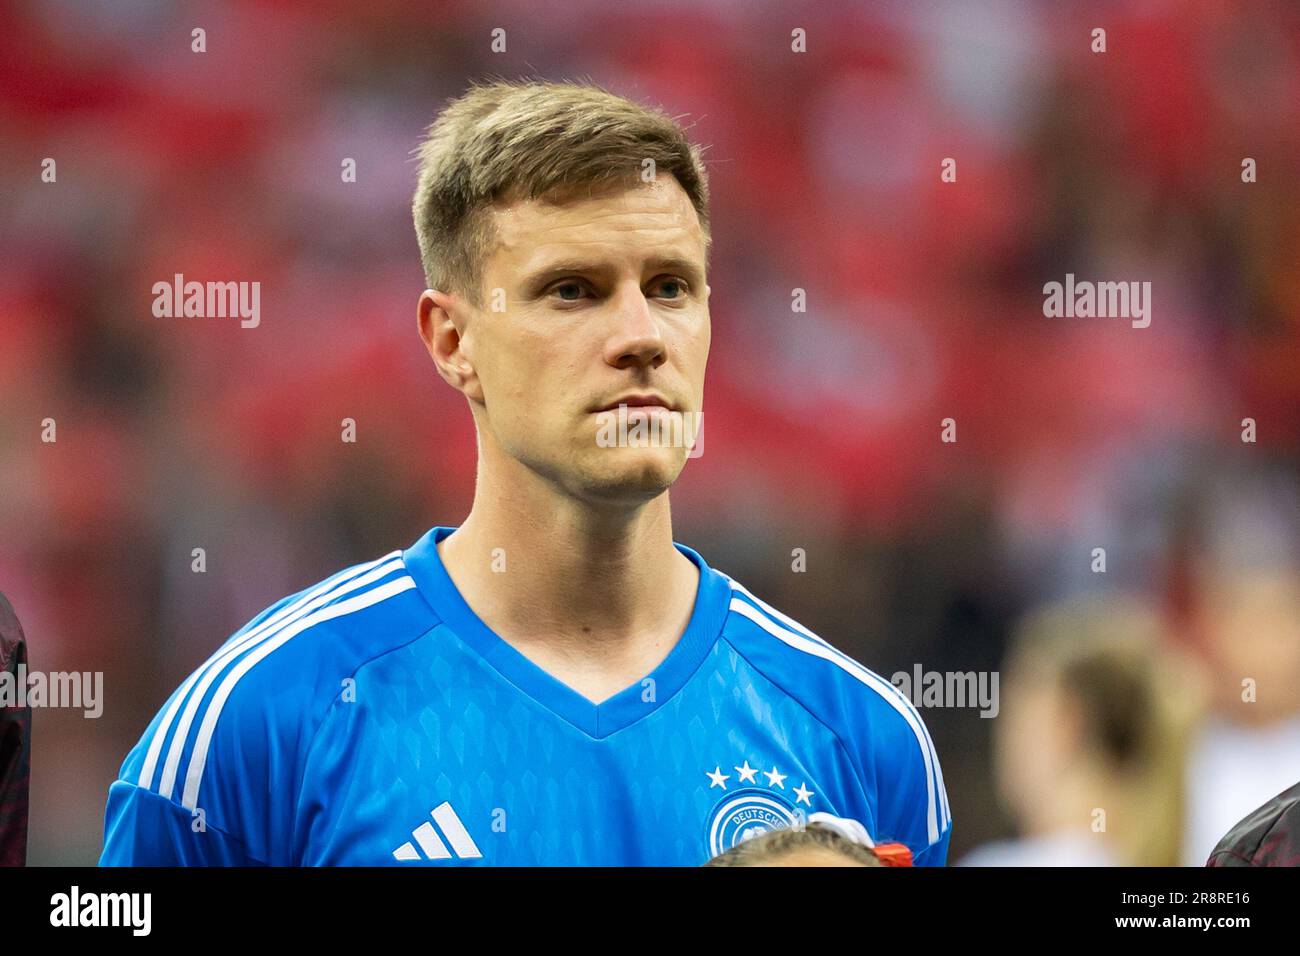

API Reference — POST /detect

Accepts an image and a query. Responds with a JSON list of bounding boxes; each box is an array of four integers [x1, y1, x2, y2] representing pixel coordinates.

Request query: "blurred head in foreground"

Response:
[[985, 596, 1200, 866], [703, 823, 887, 867]]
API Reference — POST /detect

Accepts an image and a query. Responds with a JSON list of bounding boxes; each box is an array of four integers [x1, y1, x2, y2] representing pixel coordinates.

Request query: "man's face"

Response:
[[456, 175, 710, 505]]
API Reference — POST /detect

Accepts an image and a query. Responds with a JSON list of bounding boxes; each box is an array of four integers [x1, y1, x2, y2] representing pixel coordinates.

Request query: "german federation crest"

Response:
[[703, 760, 819, 857], [706, 787, 802, 857]]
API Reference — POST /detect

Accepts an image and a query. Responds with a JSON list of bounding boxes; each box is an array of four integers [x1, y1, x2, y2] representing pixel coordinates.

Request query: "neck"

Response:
[[436, 444, 699, 692]]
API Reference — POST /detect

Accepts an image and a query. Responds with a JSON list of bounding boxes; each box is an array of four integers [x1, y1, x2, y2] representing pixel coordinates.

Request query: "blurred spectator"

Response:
[[1206, 780, 1300, 867], [960, 596, 1201, 866], [1177, 459, 1300, 865], [0, 593, 31, 866]]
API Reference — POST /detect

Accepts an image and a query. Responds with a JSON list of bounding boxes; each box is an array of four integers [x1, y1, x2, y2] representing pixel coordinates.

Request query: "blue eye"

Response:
[[553, 281, 586, 301], [547, 277, 689, 302]]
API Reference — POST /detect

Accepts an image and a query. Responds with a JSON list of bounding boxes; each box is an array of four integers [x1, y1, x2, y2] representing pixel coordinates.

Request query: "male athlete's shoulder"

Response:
[[101, 546, 434, 865], [715, 568, 952, 864]]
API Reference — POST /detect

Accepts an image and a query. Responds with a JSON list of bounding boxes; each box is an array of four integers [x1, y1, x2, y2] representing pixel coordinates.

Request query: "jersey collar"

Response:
[[402, 525, 730, 738]]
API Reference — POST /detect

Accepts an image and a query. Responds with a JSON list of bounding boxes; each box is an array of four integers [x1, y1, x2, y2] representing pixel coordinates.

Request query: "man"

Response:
[[0, 593, 31, 867], [100, 79, 951, 866], [1206, 780, 1300, 867]]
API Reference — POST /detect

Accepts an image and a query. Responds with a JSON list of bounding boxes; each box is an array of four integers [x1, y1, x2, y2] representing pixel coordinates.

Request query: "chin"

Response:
[[578, 448, 686, 504]]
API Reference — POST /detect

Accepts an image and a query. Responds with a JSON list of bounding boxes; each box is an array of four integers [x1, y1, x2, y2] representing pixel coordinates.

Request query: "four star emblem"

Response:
[[706, 761, 814, 805]]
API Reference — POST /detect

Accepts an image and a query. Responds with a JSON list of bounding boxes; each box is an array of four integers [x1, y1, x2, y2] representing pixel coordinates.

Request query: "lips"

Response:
[[594, 394, 675, 413]]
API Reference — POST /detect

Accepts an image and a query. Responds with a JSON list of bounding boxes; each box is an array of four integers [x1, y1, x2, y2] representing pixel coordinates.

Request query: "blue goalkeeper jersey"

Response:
[[100, 526, 952, 866]]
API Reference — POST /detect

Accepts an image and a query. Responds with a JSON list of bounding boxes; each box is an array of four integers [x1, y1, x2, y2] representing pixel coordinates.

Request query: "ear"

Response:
[[418, 289, 483, 404]]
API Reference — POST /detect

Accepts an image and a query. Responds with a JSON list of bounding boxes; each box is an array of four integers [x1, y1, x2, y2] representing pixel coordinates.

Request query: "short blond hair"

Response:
[[411, 78, 712, 308]]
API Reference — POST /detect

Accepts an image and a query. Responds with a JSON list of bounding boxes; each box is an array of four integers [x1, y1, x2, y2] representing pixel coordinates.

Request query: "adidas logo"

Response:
[[392, 802, 483, 861]]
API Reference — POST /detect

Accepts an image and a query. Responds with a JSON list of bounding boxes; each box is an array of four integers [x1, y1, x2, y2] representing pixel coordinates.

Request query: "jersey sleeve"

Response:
[[869, 692, 953, 867], [98, 551, 422, 867], [97, 621, 304, 867], [100, 781, 259, 866], [911, 818, 952, 867]]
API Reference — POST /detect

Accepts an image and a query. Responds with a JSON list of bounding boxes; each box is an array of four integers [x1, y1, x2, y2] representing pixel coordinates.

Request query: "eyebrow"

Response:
[[521, 255, 705, 292]]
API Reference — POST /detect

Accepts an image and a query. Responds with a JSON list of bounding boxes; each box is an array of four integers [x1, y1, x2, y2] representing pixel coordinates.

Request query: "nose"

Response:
[[603, 282, 667, 371]]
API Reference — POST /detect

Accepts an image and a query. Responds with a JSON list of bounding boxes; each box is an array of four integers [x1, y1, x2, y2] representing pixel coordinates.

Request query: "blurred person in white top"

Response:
[[1177, 461, 1300, 865], [960, 596, 1199, 867]]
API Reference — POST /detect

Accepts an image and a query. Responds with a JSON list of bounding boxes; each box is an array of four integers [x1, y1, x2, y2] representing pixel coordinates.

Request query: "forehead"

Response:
[[485, 176, 706, 275]]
